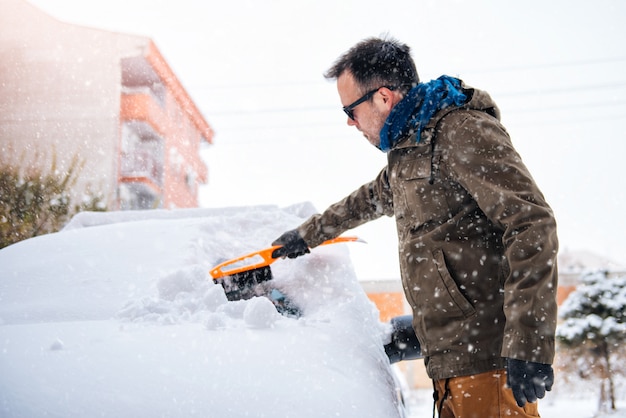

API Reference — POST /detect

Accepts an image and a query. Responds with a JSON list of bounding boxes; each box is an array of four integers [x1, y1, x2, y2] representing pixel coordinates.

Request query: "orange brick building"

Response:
[[0, 0, 213, 210]]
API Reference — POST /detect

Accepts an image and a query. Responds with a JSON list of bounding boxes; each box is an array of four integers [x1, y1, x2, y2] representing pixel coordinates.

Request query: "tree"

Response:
[[0, 155, 106, 249], [556, 271, 626, 413]]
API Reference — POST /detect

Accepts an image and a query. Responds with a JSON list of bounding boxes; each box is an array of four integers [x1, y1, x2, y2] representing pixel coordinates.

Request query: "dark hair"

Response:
[[324, 36, 419, 96]]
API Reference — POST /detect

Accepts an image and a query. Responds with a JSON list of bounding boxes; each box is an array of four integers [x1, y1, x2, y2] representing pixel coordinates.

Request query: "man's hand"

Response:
[[271, 229, 310, 259], [506, 358, 554, 407]]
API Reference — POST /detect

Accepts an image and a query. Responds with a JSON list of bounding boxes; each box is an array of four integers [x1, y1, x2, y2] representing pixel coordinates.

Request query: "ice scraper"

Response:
[[209, 236, 361, 305]]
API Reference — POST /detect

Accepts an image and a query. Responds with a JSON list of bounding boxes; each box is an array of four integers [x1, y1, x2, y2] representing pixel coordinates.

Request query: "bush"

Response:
[[0, 156, 106, 249]]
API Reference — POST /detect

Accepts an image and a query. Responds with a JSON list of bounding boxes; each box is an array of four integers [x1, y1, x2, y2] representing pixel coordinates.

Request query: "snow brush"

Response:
[[209, 236, 362, 302]]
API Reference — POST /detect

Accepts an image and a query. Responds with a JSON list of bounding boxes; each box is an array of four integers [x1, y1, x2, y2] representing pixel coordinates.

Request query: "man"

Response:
[[272, 36, 558, 417]]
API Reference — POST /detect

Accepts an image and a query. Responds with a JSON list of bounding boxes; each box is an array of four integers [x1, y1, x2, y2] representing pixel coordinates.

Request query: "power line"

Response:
[[462, 56, 626, 75], [498, 81, 626, 98], [209, 110, 626, 136], [505, 112, 626, 127], [508, 99, 626, 114], [189, 55, 626, 92], [189, 79, 325, 91], [204, 81, 626, 116], [197, 58, 626, 133], [205, 105, 335, 116]]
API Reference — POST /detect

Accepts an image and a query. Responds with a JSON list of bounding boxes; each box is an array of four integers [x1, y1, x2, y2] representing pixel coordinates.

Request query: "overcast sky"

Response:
[[26, 0, 626, 278]]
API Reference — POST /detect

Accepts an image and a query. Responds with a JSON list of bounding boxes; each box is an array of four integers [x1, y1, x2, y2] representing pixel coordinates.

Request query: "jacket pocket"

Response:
[[431, 249, 476, 319], [389, 156, 432, 225]]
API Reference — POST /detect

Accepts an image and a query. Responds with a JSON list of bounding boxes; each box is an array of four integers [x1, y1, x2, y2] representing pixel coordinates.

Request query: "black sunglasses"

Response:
[[343, 86, 395, 120]]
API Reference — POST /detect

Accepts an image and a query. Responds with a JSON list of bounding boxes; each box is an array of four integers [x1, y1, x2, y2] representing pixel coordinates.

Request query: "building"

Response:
[[0, 0, 213, 210]]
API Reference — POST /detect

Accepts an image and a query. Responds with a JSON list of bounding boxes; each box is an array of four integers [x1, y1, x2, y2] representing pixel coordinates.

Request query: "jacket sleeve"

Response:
[[297, 167, 395, 248], [441, 110, 559, 364]]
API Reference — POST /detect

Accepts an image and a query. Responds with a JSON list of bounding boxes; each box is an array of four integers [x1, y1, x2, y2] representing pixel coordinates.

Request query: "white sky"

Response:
[[26, 0, 626, 279]]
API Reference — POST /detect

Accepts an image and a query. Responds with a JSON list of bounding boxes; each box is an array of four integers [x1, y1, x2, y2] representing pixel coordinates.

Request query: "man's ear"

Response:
[[378, 87, 399, 111]]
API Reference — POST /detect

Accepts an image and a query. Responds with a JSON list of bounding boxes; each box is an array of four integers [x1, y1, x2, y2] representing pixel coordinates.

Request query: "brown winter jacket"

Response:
[[296, 84, 559, 381]]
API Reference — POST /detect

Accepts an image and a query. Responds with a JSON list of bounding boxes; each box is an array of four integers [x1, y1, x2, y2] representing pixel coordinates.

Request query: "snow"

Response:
[[0, 204, 404, 417], [1, 203, 625, 417], [406, 387, 626, 418]]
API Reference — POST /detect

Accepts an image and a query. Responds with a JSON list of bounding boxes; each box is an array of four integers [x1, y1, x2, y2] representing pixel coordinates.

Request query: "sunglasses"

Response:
[[343, 86, 396, 120]]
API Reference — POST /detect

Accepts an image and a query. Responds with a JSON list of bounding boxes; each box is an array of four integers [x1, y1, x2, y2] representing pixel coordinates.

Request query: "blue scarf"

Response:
[[379, 75, 468, 152]]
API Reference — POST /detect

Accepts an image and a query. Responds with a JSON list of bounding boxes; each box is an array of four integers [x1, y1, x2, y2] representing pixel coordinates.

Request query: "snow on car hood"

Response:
[[0, 204, 402, 417]]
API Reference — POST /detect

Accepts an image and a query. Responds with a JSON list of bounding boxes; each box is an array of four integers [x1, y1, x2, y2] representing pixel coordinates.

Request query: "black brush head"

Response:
[[213, 266, 302, 318], [214, 266, 274, 301]]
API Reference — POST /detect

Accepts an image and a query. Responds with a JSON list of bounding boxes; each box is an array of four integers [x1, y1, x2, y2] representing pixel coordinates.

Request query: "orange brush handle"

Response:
[[209, 236, 362, 279], [210, 246, 280, 279]]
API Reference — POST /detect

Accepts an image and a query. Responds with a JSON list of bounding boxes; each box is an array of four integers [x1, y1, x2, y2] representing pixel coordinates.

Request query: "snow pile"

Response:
[[0, 204, 403, 417]]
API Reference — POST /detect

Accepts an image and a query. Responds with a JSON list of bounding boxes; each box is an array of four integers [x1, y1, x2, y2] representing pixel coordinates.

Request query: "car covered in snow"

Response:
[[0, 204, 417, 417]]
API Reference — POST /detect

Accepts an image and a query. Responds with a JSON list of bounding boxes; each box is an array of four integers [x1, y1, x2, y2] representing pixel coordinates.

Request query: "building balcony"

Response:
[[120, 91, 167, 138], [120, 149, 163, 190]]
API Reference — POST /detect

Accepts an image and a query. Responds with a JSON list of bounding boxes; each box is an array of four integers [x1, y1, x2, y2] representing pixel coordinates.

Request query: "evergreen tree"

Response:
[[557, 271, 626, 413]]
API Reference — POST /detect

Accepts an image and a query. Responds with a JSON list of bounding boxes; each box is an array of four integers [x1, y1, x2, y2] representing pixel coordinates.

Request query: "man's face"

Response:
[[336, 71, 391, 148]]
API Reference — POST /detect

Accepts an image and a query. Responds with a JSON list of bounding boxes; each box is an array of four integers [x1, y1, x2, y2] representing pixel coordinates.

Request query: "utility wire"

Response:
[[509, 99, 626, 113], [498, 81, 626, 98], [210, 111, 626, 137], [461, 56, 626, 75], [189, 55, 626, 91], [196, 56, 626, 133], [205, 81, 626, 116]]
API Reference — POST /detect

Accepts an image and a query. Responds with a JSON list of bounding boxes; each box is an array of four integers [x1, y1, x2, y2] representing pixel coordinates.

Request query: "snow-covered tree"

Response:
[[0, 155, 105, 249], [557, 271, 626, 413]]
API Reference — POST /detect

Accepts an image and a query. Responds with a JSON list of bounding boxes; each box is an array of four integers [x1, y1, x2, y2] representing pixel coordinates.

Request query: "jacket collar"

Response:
[[379, 75, 468, 152]]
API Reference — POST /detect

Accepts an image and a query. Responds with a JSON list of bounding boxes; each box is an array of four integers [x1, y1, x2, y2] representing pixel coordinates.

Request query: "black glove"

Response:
[[506, 358, 554, 407], [384, 315, 422, 364], [271, 229, 310, 259]]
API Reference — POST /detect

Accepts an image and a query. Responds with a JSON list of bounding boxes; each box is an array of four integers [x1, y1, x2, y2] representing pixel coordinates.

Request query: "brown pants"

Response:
[[433, 369, 540, 418]]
